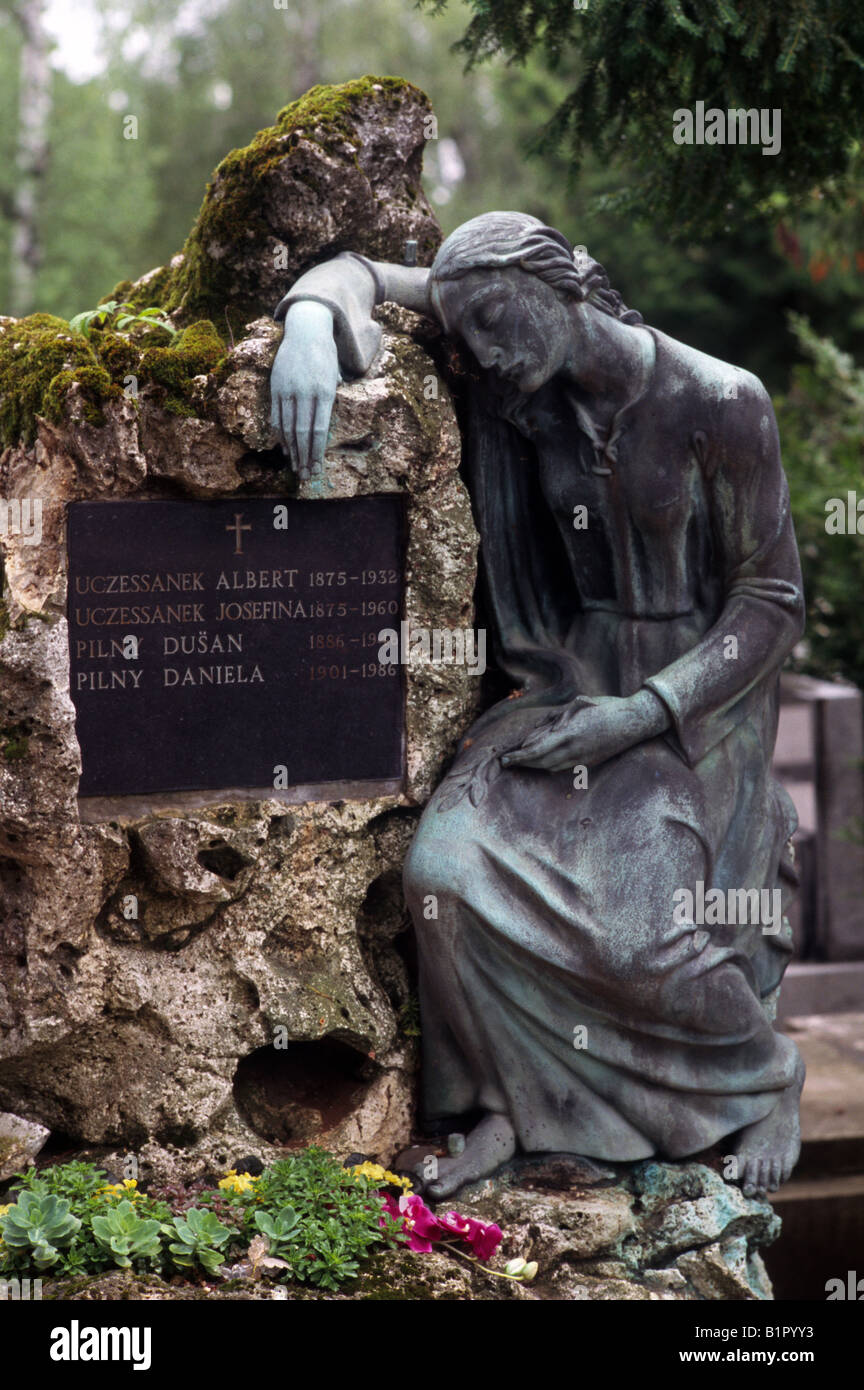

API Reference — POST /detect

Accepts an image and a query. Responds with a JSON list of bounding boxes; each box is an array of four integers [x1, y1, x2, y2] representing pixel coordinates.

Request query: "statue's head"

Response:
[[429, 212, 641, 395]]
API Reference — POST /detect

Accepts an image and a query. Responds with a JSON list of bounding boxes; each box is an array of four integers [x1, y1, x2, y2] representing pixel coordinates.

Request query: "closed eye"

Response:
[[477, 301, 504, 331]]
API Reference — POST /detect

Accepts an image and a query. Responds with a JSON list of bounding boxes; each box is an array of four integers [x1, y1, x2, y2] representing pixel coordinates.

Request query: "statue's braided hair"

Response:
[[429, 211, 642, 326]]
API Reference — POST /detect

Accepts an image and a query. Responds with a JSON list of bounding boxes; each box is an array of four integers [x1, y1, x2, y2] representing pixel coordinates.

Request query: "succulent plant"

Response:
[[168, 1207, 232, 1275], [252, 1206, 300, 1259], [0, 1191, 81, 1270], [91, 1199, 163, 1269]]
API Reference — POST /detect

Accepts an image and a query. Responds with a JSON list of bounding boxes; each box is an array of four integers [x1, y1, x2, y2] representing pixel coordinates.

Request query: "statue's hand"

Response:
[[501, 690, 669, 773], [269, 300, 340, 479]]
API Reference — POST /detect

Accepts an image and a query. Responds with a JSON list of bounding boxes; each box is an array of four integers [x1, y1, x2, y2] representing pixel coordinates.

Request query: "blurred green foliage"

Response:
[[776, 315, 864, 690], [426, 0, 864, 233]]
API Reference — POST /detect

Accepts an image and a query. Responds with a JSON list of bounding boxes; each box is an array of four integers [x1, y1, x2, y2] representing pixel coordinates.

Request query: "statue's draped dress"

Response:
[[278, 256, 805, 1160]]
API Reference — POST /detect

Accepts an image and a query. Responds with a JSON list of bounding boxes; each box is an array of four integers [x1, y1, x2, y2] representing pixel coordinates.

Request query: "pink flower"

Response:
[[379, 1191, 438, 1252], [398, 1192, 444, 1252], [439, 1210, 503, 1262], [379, 1192, 503, 1261]]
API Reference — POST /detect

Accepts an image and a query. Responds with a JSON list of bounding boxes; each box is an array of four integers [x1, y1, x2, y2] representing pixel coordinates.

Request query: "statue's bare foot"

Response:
[[424, 1113, 517, 1200], [731, 1054, 805, 1197]]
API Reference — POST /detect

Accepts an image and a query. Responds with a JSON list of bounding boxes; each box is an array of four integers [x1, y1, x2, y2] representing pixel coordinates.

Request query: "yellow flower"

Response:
[[0, 1204, 11, 1218], [218, 1169, 258, 1194], [94, 1178, 138, 1200], [94, 1179, 139, 1199], [351, 1161, 412, 1191]]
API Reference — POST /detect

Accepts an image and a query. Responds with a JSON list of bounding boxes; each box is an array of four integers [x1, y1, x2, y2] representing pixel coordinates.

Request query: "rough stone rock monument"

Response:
[[0, 77, 475, 1173], [0, 77, 789, 1300]]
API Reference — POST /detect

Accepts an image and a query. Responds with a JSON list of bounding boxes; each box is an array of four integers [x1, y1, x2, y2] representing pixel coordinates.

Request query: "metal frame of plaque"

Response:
[[67, 496, 406, 806]]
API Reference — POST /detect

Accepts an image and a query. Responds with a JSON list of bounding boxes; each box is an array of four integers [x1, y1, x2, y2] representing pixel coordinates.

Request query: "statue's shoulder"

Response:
[[646, 325, 770, 416]]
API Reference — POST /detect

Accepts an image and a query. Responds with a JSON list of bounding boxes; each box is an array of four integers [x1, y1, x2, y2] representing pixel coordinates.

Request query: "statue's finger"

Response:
[[286, 398, 301, 476], [511, 732, 554, 758], [502, 742, 549, 766], [276, 398, 289, 458], [294, 397, 313, 479], [311, 392, 334, 473]]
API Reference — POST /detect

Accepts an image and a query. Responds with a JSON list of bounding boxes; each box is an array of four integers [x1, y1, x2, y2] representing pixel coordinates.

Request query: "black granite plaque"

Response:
[[67, 496, 405, 798]]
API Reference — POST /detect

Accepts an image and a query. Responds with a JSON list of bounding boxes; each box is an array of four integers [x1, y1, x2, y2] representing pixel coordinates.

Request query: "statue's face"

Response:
[[433, 267, 573, 394]]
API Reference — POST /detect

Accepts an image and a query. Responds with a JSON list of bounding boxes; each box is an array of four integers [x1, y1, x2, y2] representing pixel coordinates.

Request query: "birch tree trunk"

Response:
[[293, 4, 322, 96], [9, 0, 52, 317]]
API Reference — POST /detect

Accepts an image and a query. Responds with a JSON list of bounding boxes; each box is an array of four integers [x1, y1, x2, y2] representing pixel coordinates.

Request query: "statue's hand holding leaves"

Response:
[[270, 300, 340, 479], [501, 690, 669, 773]]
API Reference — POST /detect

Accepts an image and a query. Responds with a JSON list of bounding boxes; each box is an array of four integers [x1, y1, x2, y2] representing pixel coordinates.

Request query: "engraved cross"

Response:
[[226, 512, 252, 555]]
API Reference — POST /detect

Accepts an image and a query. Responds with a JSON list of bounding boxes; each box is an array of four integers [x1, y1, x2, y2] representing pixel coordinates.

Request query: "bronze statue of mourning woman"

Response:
[[269, 212, 806, 1202]]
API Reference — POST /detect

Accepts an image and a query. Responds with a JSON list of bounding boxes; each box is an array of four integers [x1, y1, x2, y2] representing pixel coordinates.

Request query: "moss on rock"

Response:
[[95, 329, 142, 383], [0, 314, 227, 445], [0, 79, 439, 446], [163, 77, 413, 326], [136, 320, 225, 415], [44, 363, 118, 429], [120, 264, 176, 316], [1, 721, 30, 761], [0, 314, 118, 446], [155, 76, 438, 333]]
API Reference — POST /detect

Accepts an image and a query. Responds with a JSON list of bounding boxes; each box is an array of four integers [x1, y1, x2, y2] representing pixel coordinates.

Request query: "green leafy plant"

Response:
[[0, 1192, 81, 1270], [10, 1159, 107, 1202], [167, 1207, 232, 1275], [252, 1206, 300, 1257], [91, 1199, 163, 1270], [2, 1163, 172, 1279], [1, 1150, 403, 1290], [70, 300, 177, 339], [229, 1148, 402, 1291]]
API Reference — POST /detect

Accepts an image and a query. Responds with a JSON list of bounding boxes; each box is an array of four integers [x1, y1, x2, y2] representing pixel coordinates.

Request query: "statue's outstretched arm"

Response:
[[270, 252, 433, 475]]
